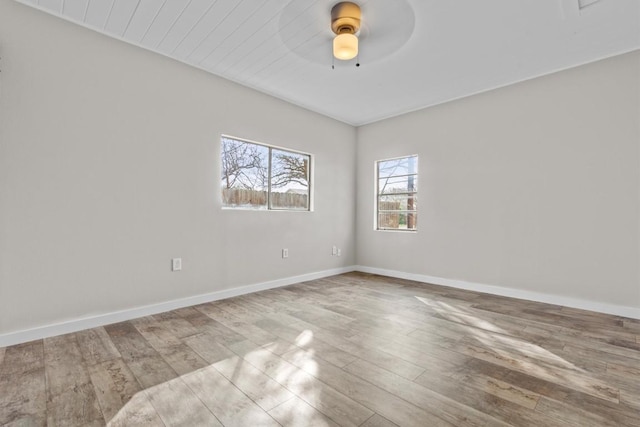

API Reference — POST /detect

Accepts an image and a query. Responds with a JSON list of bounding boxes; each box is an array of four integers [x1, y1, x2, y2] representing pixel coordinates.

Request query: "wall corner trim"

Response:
[[354, 265, 640, 320], [0, 266, 356, 347]]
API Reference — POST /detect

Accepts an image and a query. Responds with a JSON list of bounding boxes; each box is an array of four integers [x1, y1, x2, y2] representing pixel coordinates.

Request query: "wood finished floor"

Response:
[[1, 273, 640, 426]]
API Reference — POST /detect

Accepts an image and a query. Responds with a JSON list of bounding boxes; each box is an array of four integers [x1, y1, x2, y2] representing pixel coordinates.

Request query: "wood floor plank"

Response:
[[130, 318, 182, 348], [43, 334, 104, 426], [104, 322, 178, 389], [182, 365, 279, 427], [183, 310, 247, 345], [453, 332, 601, 375], [607, 361, 640, 378], [0, 340, 44, 376], [535, 396, 621, 427], [413, 370, 570, 427], [343, 358, 511, 426], [228, 339, 374, 427], [196, 303, 280, 346], [145, 378, 222, 426], [281, 347, 455, 427], [0, 341, 46, 426], [213, 353, 294, 411], [0, 365, 46, 426], [561, 341, 640, 367], [457, 373, 541, 409], [88, 358, 142, 424], [151, 312, 202, 339], [106, 392, 165, 427], [456, 342, 620, 402], [183, 332, 236, 364], [562, 331, 640, 360], [281, 316, 426, 380], [321, 308, 417, 338], [516, 313, 636, 345], [169, 306, 203, 320], [488, 363, 640, 427], [202, 299, 265, 323], [260, 336, 300, 356], [410, 308, 552, 347], [516, 340, 608, 375], [2, 272, 639, 426], [268, 395, 340, 427], [345, 330, 464, 375], [620, 389, 640, 410], [360, 414, 400, 427], [155, 343, 209, 377], [253, 316, 358, 368], [76, 327, 122, 366], [131, 320, 209, 376], [287, 304, 356, 329], [232, 295, 282, 317]]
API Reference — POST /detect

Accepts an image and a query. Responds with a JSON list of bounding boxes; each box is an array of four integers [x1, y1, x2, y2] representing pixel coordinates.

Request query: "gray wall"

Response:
[[0, 1, 356, 335], [356, 51, 640, 309], [2, 1, 639, 338]]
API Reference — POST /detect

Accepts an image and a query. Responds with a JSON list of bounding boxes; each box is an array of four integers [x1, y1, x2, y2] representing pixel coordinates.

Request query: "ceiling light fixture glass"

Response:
[[331, 2, 361, 61]]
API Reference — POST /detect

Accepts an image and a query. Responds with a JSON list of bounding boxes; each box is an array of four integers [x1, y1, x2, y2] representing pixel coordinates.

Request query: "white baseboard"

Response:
[[0, 266, 356, 348], [3, 265, 638, 347], [354, 266, 640, 320]]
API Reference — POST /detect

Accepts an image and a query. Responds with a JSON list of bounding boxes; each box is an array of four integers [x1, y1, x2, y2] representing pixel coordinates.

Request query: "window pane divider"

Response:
[[379, 191, 417, 196], [267, 146, 272, 209], [378, 173, 418, 179]]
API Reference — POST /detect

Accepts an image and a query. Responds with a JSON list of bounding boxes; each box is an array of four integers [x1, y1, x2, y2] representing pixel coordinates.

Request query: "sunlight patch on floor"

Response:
[[415, 297, 508, 334], [296, 330, 314, 346], [107, 337, 326, 426], [414, 295, 621, 403]]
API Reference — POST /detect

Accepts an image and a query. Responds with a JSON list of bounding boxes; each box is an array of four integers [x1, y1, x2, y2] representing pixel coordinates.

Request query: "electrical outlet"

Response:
[[332, 246, 337, 256], [171, 258, 182, 271], [337, 248, 341, 257], [282, 248, 289, 259]]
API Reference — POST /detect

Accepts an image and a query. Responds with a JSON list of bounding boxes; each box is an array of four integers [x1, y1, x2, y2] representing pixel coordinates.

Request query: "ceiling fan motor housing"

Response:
[[331, 2, 361, 35]]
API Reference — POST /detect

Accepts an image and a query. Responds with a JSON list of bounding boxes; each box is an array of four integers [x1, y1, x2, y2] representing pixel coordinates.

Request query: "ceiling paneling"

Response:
[[15, 0, 640, 125], [62, 0, 88, 22], [122, 0, 165, 43]]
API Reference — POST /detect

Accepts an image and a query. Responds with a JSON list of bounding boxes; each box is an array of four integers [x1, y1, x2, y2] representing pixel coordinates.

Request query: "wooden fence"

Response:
[[378, 201, 416, 229], [379, 201, 401, 228], [222, 188, 308, 209]]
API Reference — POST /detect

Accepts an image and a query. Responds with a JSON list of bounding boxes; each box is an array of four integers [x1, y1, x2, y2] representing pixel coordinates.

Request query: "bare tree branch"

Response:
[[221, 138, 268, 189], [271, 151, 309, 189]]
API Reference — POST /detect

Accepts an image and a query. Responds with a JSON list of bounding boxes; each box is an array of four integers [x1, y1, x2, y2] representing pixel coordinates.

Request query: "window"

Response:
[[221, 136, 311, 211], [376, 155, 418, 231]]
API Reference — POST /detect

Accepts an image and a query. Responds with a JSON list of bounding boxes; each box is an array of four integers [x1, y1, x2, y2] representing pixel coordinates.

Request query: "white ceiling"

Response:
[[15, 0, 640, 126]]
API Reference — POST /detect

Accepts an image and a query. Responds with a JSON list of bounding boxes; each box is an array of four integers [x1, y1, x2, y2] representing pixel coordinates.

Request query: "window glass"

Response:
[[221, 136, 311, 211], [270, 149, 310, 210], [376, 155, 418, 231]]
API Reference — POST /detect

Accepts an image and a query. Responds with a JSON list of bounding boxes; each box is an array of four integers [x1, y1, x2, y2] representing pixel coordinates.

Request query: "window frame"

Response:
[[220, 135, 313, 212], [375, 154, 418, 232]]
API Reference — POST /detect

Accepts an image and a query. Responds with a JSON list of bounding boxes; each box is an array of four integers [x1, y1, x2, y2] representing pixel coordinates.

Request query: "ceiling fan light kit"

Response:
[[331, 2, 361, 61], [333, 33, 358, 60]]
